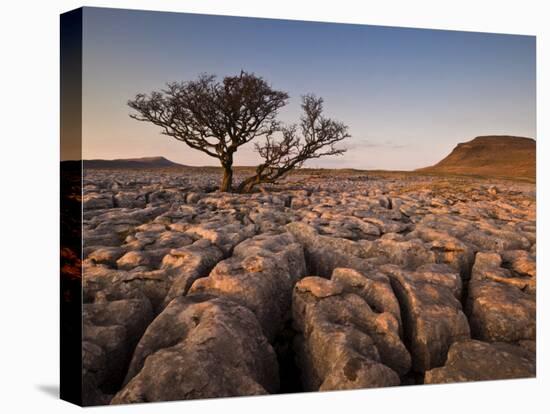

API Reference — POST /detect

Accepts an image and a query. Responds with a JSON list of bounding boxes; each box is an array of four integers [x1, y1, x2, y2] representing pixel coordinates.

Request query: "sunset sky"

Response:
[[81, 7, 536, 170]]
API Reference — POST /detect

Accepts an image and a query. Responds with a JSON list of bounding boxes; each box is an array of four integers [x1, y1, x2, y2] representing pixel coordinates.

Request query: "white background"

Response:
[[0, 0, 548, 412]]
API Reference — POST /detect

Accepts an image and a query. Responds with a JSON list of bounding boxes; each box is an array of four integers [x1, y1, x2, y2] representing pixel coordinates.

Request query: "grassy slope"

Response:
[[416, 136, 535, 179]]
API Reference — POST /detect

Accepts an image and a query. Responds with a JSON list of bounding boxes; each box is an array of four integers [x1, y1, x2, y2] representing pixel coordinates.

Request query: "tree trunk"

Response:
[[236, 175, 258, 193], [237, 168, 288, 193], [220, 164, 233, 192]]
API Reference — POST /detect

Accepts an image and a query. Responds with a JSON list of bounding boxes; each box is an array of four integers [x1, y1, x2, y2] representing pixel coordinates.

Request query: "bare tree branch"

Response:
[[237, 94, 350, 193], [128, 71, 288, 191]]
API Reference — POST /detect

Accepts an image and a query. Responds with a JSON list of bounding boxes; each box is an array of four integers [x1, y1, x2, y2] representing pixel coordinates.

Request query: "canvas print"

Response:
[[60, 7, 536, 406]]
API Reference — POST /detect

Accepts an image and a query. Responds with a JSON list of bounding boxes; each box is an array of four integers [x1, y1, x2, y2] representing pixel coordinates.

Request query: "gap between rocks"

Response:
[[272, 319, 303, 393]]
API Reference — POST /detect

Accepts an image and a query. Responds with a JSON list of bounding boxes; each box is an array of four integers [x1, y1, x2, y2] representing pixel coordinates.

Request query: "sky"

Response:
[[81, 7, 536, 170]]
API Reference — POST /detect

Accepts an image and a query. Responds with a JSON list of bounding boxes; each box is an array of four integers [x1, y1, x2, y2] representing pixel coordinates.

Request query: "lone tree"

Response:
[[236, 94, 350, 193], [128, 72, 350, 192], [128, 71, 288, 192]]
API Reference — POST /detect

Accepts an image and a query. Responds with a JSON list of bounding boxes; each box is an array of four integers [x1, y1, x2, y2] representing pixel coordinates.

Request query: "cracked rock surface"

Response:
[[80, 169, 536, 405]]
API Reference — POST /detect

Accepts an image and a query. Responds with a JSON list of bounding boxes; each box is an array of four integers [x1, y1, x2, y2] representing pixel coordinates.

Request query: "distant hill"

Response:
[[417, 135, 535, 179], [82, 156, 186, 169]]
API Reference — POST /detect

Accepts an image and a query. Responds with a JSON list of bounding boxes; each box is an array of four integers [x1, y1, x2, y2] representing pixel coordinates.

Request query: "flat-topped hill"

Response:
[[417, 135, 535, 179], [82, 156, 185, 169]]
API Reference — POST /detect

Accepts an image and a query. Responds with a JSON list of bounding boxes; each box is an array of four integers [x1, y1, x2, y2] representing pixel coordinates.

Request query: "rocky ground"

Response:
[[80, 168, 536, 405]]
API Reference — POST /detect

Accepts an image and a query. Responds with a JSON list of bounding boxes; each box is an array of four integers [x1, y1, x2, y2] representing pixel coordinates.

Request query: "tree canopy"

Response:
[[128, 71, 350, 192]]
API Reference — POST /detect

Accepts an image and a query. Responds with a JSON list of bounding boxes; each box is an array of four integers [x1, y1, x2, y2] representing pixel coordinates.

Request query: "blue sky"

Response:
[[82, 7, 536, 170]]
